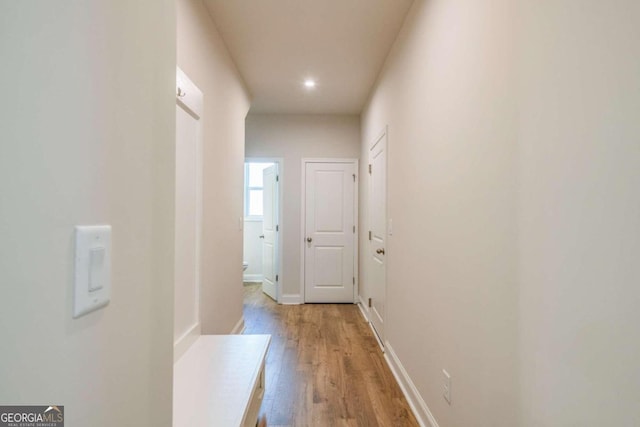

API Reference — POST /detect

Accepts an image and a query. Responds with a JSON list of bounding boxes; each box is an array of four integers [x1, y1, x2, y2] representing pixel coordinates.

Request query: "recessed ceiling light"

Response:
[[304, 79, 316, 89]]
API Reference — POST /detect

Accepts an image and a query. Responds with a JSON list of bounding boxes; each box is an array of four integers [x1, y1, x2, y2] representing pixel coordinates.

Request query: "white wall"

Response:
[[177, 0, 251, 333], [243, 219, 264, 281], [0, 2, 175, 426], [361, 0, 640, 426], [516, 0, 640, 425], [361, 1, 518, 426], [246, 114, 360, 298]]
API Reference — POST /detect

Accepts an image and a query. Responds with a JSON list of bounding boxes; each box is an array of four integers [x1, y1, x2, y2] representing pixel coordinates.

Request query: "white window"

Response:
[[244, 162, 273, 219]]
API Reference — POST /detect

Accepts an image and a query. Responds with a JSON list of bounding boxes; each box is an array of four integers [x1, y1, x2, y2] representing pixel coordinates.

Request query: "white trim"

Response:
[[300, 158, 359, 303], [367, 125, 388, 343], [299, 160, 305, 302], [230, 316, 246, 335], [245, 157, 284, 304], [174, 68, 203, 364], [194, 92, 203, 346], [176, 67, 203, 118], [357, 302, 368, 322], [357, 295, 370, 320], [280, 294, 302, 305], [301, 157, 357, 163], [370, 125, 388, 150], [369, 321, 385, 352], [243, 274, 263, 283], [356, 296, 383, 351], [384, 341, 440, 427], [353, 160, 359, 301], [173, 323, 201, 363]]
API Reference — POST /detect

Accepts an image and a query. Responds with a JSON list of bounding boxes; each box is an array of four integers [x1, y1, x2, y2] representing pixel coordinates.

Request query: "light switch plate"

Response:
[[74, 225, 111, 318]]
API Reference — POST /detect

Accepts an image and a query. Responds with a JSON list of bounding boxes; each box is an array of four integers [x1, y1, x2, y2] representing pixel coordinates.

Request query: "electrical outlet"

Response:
[[443, 369, 451, 404]]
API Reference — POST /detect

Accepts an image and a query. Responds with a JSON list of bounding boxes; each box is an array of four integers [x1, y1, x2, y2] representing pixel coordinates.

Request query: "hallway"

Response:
[[243, 284, 419, 426], [3, 1, 639, 425]]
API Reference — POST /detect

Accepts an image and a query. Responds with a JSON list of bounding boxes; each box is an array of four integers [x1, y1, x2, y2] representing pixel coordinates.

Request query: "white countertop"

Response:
[[173, 334, 271, 427]]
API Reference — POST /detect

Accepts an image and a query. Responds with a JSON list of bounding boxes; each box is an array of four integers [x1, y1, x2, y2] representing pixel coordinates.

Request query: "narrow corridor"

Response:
[[243, 283, 419, 426]]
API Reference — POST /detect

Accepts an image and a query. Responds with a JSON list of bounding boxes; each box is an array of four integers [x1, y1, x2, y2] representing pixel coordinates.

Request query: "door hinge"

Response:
[[353, 173, 356, 182], [368, 297, 372, 308], [276, 274, 279, 282], [368, 230, 372, 240], [353, 277, 355, 285], [368, 164, 372, 174], [276, 175, 279, 182], [276, 225, 279, 232], [353, 225, 356, 233]]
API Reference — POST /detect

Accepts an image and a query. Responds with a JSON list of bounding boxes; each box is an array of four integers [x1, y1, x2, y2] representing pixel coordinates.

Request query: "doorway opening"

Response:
[[243, 158, 283, 303]]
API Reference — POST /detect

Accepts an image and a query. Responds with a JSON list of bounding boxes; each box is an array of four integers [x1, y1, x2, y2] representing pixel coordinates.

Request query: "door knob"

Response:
[[259, 235, 264, 239], [306, 237, 312, 243], [376, 248, 385, 255]]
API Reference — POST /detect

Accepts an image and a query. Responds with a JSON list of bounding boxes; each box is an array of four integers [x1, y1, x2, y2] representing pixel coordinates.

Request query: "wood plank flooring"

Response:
[[243, 283, 419, 427]]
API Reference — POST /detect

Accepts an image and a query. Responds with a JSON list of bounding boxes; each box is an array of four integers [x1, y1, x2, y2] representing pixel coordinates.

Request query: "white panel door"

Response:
[[304, 162, 356, 303], [261, 165, 278, 301], [369, 131, 387, 342]]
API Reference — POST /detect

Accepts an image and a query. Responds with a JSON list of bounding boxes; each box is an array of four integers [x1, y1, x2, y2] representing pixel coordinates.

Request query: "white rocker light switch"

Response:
[[74, 225, 111, 318]]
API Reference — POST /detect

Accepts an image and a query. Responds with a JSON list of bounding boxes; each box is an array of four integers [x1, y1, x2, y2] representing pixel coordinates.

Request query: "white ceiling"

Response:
[[203, 0, 414, 114]]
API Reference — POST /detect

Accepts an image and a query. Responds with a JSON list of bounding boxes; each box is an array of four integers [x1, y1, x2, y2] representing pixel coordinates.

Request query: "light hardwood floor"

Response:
[[243, 283, 419, 427]]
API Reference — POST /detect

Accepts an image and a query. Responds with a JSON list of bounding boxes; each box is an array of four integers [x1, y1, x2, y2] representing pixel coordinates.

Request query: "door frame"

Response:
[[174, 67, 203, 361], [300, 158, 359, 303], [245, 157, 283, 303], [367, 126, 388, 346]]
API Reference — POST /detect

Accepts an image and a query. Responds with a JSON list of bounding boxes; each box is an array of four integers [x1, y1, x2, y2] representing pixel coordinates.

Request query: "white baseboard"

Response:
[[173, 322, 201, 363], [358, 295, 384, 351], [243, 274, 263, 282], [384, 341, 439, 427], [230, 316, 245, 335], [357, 295, 369, 321], [369, 321, 385, 352], [280, 294, 301, 305]]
